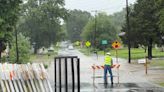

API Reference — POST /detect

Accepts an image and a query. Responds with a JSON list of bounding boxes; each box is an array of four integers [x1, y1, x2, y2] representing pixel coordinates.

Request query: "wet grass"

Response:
[[77, 46, 92, 56], [30, 53, 57, 61], [78, 47, 164, 59], [159, 83, 164, 87], [150, 60, 164, 68], [108, 48, 164, 60], [29, 47, 59, 69]]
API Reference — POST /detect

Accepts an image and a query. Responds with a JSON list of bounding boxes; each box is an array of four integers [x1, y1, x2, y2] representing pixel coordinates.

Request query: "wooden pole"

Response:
[[145, 57, 148, 75], [93, 64, 95, 86], [116, 49, 119, 84]]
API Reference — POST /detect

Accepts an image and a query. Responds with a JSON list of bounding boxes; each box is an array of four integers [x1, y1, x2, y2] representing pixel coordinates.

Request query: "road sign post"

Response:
[[85, 41, 91, 55], [145, 56, 149, 75], [102, 40, 108, 55], [112, 40, 121, 84]]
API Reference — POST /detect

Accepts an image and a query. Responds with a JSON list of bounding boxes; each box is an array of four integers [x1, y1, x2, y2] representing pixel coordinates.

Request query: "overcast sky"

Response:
[[65, 0, 136, 15]]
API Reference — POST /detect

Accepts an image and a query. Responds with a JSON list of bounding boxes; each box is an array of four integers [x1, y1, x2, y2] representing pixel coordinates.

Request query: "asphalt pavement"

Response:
[[47, 47, 164, 92]]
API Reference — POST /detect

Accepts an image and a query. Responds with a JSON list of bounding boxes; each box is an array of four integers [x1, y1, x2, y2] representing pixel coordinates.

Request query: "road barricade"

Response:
[[0, 63, 53, 92], [91, 64, 120, 85]]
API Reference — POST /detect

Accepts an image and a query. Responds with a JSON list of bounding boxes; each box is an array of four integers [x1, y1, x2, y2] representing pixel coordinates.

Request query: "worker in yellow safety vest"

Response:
[[104, 52, 113, 85]]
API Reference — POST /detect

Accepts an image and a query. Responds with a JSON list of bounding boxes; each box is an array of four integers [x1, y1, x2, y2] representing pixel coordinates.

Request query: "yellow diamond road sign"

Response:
[[85, 41, 91, 47], [112, 41, 121, 49], [75, 41, 80, 46]]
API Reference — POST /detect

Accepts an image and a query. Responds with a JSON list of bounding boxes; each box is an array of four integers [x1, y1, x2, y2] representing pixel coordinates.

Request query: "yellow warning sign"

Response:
[[75, 41, 80, 46], [112, 41, 121, 49], [85, 41, 91, 47]]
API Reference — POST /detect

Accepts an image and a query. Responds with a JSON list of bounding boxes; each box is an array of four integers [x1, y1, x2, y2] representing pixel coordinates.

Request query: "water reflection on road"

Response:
[[50, 42, 164, 92], [80, 82, 164, 92]]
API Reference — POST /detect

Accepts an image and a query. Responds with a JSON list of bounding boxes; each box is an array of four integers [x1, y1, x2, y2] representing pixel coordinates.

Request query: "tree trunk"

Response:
[[0, 40, 2, 63], [34, 45, 37, 54], [148, 38, 152, 59], [145, 48, 147, 53], [0, 52, 1, 63]]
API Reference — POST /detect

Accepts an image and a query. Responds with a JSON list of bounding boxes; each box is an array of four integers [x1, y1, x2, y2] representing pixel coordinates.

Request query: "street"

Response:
[[47, 45, 164, 92], [1, 0, 164, 92]]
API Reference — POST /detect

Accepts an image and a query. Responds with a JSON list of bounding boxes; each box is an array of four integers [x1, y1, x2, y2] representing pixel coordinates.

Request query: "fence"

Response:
[[91, 64, 120, 84], [54, 56, 80, 92], [0, 63, 53, 92]]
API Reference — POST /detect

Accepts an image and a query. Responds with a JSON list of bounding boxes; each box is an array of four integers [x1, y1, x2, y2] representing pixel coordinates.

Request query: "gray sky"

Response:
[[65, 0, 136, 15]]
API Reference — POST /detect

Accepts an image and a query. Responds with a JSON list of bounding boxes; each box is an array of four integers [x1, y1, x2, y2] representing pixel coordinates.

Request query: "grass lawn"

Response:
[[150, 59, 164, 68], [78, 47, 164, 59], [30, 47, 59, 63], [150, 60, 164, 87], [98, 48, 164, 59], [30, 53, 56, 61], [159, 83, 164, 87], [78, 47, 92, 56]]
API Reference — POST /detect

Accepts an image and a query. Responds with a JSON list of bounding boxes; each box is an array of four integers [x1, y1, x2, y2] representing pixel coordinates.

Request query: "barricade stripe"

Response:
[[116, 64, 120, 68], [91, 64, 120, 70], [96, 66, 100, 69], [101, 66, 104, 69], [112, 65, 116, 68], [92, 66, 95, 70]]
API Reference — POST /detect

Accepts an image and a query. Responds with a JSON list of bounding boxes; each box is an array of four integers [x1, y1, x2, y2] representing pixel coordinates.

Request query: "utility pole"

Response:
[[91, 10, 97, 51], [126, 0, 131, 63], [0, 40, 2, 63]]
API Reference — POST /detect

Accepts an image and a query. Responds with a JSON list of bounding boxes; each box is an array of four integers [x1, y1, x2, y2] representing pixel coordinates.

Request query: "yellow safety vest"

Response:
[[104, 55, 112, 66]]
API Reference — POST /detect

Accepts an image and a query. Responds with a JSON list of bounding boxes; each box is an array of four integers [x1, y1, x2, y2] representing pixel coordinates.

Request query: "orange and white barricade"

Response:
[[91, 64, 120, 85]]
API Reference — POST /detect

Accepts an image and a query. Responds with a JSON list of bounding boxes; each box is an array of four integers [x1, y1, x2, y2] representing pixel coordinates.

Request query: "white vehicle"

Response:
[[68, 45, 74, 50]]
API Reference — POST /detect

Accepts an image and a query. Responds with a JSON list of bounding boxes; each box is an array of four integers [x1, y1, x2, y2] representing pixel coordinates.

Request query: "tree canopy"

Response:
[[0, 0, 22, 61], [81, 13, 118, 49], [65, 10, 91, 42], [18, 0, 67, 53], [121, 0, 164, 58]]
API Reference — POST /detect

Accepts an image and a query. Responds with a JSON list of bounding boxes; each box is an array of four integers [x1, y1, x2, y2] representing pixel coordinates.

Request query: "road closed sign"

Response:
[[85, 41, 91, 47], [112, 41, 121, 49]]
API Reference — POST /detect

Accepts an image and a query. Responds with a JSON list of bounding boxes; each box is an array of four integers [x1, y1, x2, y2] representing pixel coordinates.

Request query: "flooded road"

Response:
[[47, 45, 164, 92]]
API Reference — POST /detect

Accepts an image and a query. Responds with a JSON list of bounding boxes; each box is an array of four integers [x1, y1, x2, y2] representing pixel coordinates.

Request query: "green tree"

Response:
[[81, 13, 118, 49], [110, 9, 126, 34], [65, 10, 91, 42], [121, 0, 162, 59], [9, 33, 30, 64], [18, 0, 67, 54], [157, 0, 164, 34], [0, 0, 22, 62]]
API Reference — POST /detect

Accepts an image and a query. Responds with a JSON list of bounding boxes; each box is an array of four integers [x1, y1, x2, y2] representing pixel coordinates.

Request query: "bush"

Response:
[[44, 64, 48, 69], [9, 33, 30, 64]]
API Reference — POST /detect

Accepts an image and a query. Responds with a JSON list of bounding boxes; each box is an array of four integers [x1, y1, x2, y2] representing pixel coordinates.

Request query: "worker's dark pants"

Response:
[[104, 65, 113, 84]]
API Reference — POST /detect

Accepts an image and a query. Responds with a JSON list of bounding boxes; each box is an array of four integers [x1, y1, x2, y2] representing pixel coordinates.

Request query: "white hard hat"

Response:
[[106, 52, 111, 55]]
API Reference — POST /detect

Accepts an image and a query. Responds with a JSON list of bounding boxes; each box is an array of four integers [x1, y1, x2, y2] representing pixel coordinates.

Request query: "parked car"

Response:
[[68, 45, 74, 50]]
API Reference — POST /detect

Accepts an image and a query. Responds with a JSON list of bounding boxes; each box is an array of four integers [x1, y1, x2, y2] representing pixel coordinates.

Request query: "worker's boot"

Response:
[[111, 82, 113, 85], [104, 79, 108, 85]]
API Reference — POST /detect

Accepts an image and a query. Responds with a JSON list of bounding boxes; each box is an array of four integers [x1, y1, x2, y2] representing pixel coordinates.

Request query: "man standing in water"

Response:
[[104, 52, 113, 85]]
